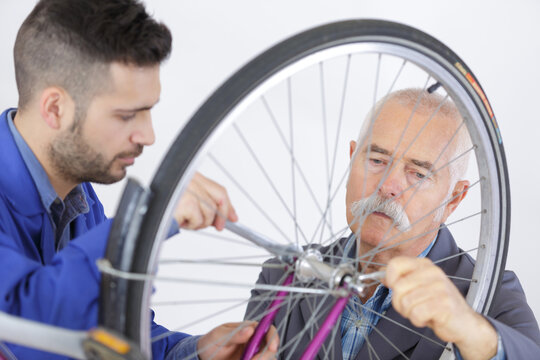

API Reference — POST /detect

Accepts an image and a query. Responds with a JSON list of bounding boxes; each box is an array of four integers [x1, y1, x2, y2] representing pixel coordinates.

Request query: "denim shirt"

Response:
[[340, 235, 435, 360]]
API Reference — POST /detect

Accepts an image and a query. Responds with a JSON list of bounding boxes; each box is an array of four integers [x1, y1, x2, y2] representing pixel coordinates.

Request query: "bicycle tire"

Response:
[[101, 19, 510, 359]]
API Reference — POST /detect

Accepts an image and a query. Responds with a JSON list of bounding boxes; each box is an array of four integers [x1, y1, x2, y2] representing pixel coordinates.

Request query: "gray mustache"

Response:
[[351, 195, 411, 232]]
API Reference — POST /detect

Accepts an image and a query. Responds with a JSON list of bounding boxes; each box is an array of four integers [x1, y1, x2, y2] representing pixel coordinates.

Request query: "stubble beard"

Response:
[[48, 126, 142, 185]]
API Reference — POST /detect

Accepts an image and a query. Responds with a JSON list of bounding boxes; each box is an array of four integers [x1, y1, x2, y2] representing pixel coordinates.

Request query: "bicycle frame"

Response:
[[242, 274, 351, 360]]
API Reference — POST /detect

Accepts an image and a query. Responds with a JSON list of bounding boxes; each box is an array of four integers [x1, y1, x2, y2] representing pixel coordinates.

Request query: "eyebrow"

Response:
[[363, 143, 391, 156], [114, 99, 160, 113], [115, 105, 154, 113], [364, 142, 434, 171], [410, 159, 434, 171]]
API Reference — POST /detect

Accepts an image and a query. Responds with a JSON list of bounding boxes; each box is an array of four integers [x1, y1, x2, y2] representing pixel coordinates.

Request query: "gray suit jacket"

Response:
[[244, 228, 540, 359]]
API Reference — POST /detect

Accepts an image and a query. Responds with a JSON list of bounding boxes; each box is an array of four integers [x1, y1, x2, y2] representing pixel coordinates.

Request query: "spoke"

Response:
[[260, 95, 332, 237], [349, 88, 475, 272], [365, 337, 381, 360], [155, 290, 316, 346], [351, 298, 450, 351], [433, 247, 480, 265], [339, 246, 481, 274], [359, 210, 483, 262], [208, 153, 292, 244], [365, 171, 480, 252], [359, 125, 470, 265], [152, 299, 252, 343], [350, 150, 480, 265], [288, 78, 300, 247], [311, 56, 405, 252], [244, 267, 295, 322], [360, 310, 381, 360], [183, 229, 261, 249], [232, 125, 309, 244], [248, 290, 317, 325], [152, 300, 253, 344], [97, 259, 345, 296], [321, 311, 341, 359], [319, 62, 333, 237], [327, 54, 352, 194], [308, 170, 349, 244], [159, 259, 284, 269], [152, 297, 247, 306], [324, 254, 386, 268], [320, 225, 349, 249], [283, 293, 337, 360], [160, 254, 273, 264], [369, 324, 411, 360], [447, 275, 477, 283], [314, 55, 353, 249], [354, 144, 476, 241], [352, 76, 432, 270]]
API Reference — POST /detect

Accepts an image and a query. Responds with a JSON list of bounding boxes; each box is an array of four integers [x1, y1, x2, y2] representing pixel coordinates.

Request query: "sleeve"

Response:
[[485, 271, 540, 358], [0, 220, 191, 359], [0, 220, 113, 328], [454, 331, 506, 360], [150, 311, 194, 359], [164, 335, 201, 360]]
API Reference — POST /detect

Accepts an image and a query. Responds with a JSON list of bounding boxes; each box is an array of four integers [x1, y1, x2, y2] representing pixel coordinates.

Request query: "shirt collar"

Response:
[[345, 231, 439, 301], [6, 110, 87, 212], [345, 231, 439, 260], [418, 233, 437, 258]]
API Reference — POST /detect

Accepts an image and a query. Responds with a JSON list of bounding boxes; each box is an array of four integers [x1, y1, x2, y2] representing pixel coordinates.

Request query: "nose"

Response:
[[378, 169, 405, 199], [130, 112, 155, 146]]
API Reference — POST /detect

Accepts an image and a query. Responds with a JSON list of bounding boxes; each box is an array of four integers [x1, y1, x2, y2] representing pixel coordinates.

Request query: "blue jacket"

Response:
[[0, 109, 189, 359]]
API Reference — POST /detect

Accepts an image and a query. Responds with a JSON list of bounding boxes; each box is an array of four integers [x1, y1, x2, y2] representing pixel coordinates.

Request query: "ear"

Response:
[[349, 140, 357, 159], [38, 87, 72, 130], [444, 180, 470, 218]]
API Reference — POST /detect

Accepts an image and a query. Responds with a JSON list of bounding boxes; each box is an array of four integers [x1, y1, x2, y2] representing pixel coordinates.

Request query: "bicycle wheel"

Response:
[[100, 19, 509, 359]]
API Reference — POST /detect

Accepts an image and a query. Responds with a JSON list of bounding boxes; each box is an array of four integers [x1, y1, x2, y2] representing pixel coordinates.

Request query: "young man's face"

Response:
[[49, 62, 161, 184], [345, 101, 467, 263]]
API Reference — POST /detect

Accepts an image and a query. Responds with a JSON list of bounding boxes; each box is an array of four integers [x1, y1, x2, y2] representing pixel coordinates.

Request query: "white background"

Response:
[[1, 0, 539, 330]]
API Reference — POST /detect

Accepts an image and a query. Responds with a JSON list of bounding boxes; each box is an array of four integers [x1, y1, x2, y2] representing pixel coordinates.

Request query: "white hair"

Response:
[[356, 88, 472, 187]]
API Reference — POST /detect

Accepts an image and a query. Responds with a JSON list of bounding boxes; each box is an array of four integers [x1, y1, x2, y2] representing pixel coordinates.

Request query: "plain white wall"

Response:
[[1, 0, 538, 331]]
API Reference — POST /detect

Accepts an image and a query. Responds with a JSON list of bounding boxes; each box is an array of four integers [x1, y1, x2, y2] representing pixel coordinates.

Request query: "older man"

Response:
[[245, 89, 540, 359]]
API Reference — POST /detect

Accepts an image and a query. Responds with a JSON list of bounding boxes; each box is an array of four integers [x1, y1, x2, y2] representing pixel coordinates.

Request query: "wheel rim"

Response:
[[112, 21, 509, 359]]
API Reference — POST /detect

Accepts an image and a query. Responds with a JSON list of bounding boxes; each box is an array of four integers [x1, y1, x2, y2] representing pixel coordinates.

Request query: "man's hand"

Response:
[[174, 172, 238, 231], [384, 257, 498, 360], [197, 321, 279, 360]]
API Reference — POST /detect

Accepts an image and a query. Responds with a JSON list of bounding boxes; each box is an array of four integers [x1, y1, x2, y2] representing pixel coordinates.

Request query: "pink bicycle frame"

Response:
[[241, 273, 350, 360]]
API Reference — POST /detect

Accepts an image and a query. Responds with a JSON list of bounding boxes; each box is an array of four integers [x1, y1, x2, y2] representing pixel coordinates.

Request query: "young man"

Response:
[[0, 0, 277, 359], [245, 89, 540, 359]]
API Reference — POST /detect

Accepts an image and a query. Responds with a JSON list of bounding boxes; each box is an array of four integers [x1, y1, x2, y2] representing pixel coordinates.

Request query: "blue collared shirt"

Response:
[[340, 236, 435, 360], [339, 234, 505, 360], [7, 110, 89, 255]]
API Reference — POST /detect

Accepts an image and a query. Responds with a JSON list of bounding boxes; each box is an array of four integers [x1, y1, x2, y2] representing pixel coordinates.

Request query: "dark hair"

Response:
[[14, 0, 172, 111]]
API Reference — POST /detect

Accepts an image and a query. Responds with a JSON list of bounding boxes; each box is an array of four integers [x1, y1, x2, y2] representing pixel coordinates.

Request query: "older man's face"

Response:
[[346, 100, 467, 259]]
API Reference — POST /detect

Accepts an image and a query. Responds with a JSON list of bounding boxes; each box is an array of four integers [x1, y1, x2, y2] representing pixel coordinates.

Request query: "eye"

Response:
[[119, 113, 136, 121], [370, 158, 384, 165], [415, 172, 426, 179]]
